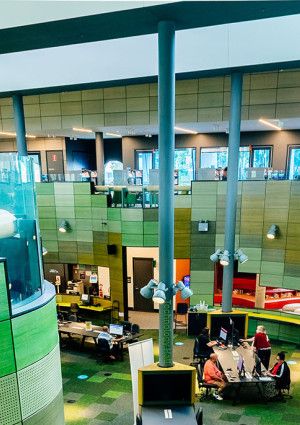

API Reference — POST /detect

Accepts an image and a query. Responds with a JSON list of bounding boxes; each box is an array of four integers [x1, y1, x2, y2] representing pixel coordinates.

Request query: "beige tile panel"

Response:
[[198, 107, 223, 121], [126, 84, 150, 97], [198, 92, 223, 108], [26, 117, 42, 131], [176, 109, 197, 122], [24, 95, 40, 104], [176, 94, 198, 109], [176, 79, 198, 94], [277, 87, 300, 103], [60, 91, 81, 102], [41, 116, 62, 130], [104, 98, 126, 113], [249, 89, 277, 105], [149, 83, 158, 96], [83, 114, 104, 127], [223, 90, 249, 107], [224, 74, 250, 90], [278, 70, 300, 88], [0, 97, 12, 106], [222, 106, 249, 121], [198, 77, 224, 93], [81, 89, 104, 100], [149, 96, 158, 111], [263, 208, 289, 222], [192, 194, 217, 209], [62, 115, 83, 128], [1, 105, 13, 118], [192, 181, 218, 194], [2, 119, 14, 131], [248, 104, 276, 119], [24, 104, 41, 118], [127, 111, 149, 125], [104, 112, 126, 126], [40, 103, 61, 117], [149, 110, 158, 124], [82, 100, 104, 114], [61, 102, 82, 115], [288, 209, 300, 223], [276, 103, 300, 118], [103, 86, 126, 99], [39, 93, 60, 103], [250, 72, 278, 89], [126, 97, 149, 112], [191, 208, 216, 221]]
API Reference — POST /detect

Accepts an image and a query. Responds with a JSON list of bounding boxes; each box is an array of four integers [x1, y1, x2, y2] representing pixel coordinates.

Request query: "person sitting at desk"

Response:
[[203, 353, 227, 401], [194, 327, 216, 362], [97, 326, 116, 360], [266, 351, 291, 397], [240, 325, 271, 369]]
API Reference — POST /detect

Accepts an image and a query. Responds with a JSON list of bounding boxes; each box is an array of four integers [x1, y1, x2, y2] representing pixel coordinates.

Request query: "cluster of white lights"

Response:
[[210, 249, 248, 266], [140, 279, 193, 304]]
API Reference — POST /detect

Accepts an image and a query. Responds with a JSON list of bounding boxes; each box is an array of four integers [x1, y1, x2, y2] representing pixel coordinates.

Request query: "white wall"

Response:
[[1, 15, 300, 93]]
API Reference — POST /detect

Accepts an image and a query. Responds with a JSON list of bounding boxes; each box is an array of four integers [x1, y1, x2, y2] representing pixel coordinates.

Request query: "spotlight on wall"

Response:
[[152, 282, 167, 304], [210, 249, 222, 263], [235, 249, 248, 264], [176, 281, 193, 300], [140, 279, 158, 299], [220, 250, 230, 266], [42, 246, 48, 256], [58, 220, 71, 233], [267, 224, 279, 239]]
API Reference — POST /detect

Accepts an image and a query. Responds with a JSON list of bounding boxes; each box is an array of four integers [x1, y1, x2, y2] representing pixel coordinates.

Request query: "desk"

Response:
[[57, 302, 112, 313], [58, 322, 142, 360], [141, 406, 197, 424]]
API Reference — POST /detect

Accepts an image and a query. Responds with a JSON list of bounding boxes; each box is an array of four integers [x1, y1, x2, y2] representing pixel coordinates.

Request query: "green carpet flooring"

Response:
[[61, 331, 300, 425]]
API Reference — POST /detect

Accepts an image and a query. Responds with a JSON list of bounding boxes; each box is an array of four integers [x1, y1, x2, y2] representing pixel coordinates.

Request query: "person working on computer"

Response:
[[203, 353, 227, 401], [266, 351, 291, 398], [240, 325, 271, 369], [97, 326, 116, 360], [194, 327, 216, 361]]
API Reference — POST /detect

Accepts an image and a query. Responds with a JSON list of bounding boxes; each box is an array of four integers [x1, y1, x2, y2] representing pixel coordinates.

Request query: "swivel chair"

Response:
[[96, 338, 113, 362], [196, 363, 218, 400]]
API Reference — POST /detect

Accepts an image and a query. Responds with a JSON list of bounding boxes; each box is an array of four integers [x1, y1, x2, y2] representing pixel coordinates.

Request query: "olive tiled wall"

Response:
[[190, 180, 300, 306]]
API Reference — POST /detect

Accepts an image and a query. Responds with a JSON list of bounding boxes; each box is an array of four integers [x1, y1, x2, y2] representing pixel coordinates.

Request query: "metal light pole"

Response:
[[12, 94, 28, 156]]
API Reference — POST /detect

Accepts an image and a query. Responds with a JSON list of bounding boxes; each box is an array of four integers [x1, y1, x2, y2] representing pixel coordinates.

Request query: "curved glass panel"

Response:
[[0, 153, 43, 308]]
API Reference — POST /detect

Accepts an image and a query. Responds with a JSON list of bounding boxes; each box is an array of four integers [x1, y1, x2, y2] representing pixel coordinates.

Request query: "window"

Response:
[[136, 148, 196, 185], [28, 152, 42, 182], [288, 145, 300, 180], [251, 146, 272, 168], [104, 160, 123, 185], [200, 147, 227, 169]]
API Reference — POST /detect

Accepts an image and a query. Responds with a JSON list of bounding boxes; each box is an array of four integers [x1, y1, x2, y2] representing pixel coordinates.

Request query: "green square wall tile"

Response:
[[38, 207, 56, 218], [191, 208, 216, 221], [93, 231, 108, 243], [144, 222, 158, 234], [44, 240, 58, 252], [122, 234, 143, 246], [40, 229, 58, 241], [55, 207, 75, 219], [108, 221, 121, 233], [108, 209, 121, 221], [91, 195, 108, 207], [121, 221, 143, 234], [260, 274, 283, 287], [261, 261, 284, 275], [77, 242, 93, 253], [74, 183, 91, 194], [174, 196, 191, 208], [238, 260, 261, 273], [54, 182, 74, 195], [44, 252, 59, 262], [0, 264, 9, 322], [36, 183, 54, 195], [76, 219, 93, 231], [74, 195, 91, 206], [59, 252, 78, 263], [75, 207, 92, 219], [143, 209, 158, 221], [77, 230, 93, 242], [39, 219, 57, 230], [78, 253, 94, 264], [92, 207, 107, 220], [58, 241, 77, 252], [37, 195, 55, 207], [121, 209, 143, 221], [143, 234, 158, 246], [54, 194, 74, 206]]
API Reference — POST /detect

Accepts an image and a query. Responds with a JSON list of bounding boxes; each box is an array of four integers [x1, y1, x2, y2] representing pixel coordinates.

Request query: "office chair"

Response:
[[136, 414, 142, 425], [195, 407, 203, 425], [196, 363, 218, 400], [96, 338, 113, 362], [193, 338, 208, 368], [122, 321, 132, 333], [131, 324, 140, 334], [174, 303, 189, 332]]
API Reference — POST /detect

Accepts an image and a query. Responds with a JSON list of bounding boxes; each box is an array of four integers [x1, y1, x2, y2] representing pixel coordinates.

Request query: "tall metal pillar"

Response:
[[158, 21, 175, 368], [12, 95, 27, 156], [222, 72, 243, 313], [95, 131, 105, 184]]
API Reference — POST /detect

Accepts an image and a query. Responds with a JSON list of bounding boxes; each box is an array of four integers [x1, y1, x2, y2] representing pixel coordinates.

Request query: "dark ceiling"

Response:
[[1, 1, 300, 54]]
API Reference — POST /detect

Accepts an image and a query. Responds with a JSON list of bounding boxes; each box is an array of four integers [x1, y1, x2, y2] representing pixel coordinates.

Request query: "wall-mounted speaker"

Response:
[[107, 244, 117, 255]]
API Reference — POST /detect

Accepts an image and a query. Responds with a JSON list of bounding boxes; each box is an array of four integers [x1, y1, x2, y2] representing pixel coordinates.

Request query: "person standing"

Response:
[[241, 325, 271, 369]]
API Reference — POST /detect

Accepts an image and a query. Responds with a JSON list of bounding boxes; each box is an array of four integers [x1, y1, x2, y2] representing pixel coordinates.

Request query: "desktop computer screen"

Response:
[[109, 324, 124, 336], [81, 293, 90, 304], [219, 327, 228, 342]]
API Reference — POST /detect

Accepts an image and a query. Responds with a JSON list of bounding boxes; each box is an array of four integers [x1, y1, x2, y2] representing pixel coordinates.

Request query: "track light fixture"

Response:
[[210, 249, 222, 263], [210, 248, 248, 266], [140, 279, 193, 304], [267, 224, 279, 240], [220, 250, 230, 266], [42, 246, 48, 256], [58, 220, 71, 233], [234, 249, 248, 264]]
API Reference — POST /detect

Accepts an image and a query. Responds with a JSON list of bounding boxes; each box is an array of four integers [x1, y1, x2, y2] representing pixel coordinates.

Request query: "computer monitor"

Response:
[[80, 293, 90, 305], [219, 327, 228, 342], [109, 324, 124, 336]]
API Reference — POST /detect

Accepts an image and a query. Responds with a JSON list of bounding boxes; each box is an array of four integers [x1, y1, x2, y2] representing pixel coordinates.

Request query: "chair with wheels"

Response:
[[195, 407, 203, 425], [174, 302, 189, 331], [96, 338, 113, 362]]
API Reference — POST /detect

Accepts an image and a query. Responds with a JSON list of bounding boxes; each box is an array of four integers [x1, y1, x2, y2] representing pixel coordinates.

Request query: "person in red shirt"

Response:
[[203, 353, 226, 400], [241, 325, 271, 369]]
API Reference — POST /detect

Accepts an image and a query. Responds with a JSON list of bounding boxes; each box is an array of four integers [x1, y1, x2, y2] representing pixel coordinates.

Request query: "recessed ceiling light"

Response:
[[174, 126, 198, 135], [72, 127, 93, 133], [259, 118, 282, 131]]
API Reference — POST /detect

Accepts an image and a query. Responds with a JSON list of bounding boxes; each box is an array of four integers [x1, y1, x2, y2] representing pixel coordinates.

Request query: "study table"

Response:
[[58, 321, 142, 360], [141, 406, 197, 424]]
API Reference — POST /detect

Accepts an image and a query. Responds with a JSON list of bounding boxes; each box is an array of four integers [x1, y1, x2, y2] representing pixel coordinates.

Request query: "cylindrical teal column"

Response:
[[222, 72, 243, 313], [12, 94, 28, 156], [158, 21, 175, 368]]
